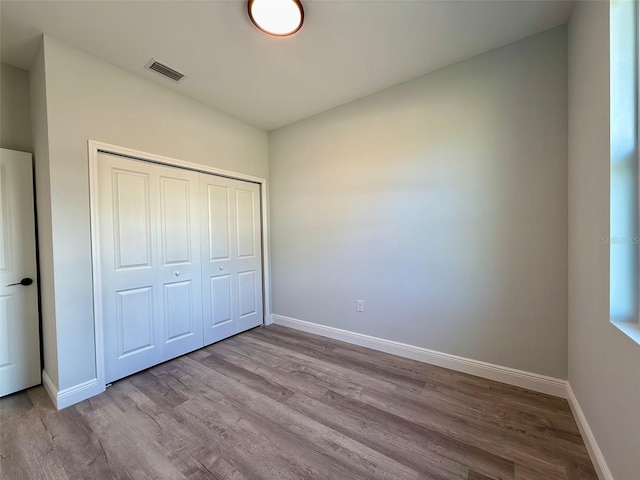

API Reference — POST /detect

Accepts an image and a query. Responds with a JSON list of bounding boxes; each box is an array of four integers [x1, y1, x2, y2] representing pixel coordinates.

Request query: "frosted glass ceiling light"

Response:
[[248, 0, 304, 37]]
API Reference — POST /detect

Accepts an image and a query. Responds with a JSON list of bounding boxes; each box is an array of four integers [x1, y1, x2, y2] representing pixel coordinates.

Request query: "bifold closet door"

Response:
[[98, 153, 203, 383], [201, 175, 263, 345]]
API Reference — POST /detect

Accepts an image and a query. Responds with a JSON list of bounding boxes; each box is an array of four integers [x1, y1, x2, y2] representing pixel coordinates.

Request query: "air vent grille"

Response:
[[146, 59, 185, 82]]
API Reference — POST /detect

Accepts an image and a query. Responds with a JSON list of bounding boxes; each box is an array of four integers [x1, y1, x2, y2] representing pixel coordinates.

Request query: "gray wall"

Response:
[[33, 35, 268, 391], [1, 62, 32, 152], [269, 27, 568, 379], [568, 2, 640, 478]]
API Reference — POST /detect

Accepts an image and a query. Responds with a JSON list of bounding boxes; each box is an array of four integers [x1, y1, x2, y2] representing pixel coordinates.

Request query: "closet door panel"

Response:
[[238, 270, 257, 318], [160, 178, 191, 264], [202, 179, 237, 343], [157, 166, 203, 360], [113, 171, 153, 269], [201, 176, 263, 344], [234, 183, 263, 332], [210, 274, 232, 326], [235, 188, 256, 259], [116, 286, 155, 357], [99, 154, 162, 383], [164, 281, 194, 339], [206, 185, 232, 261]]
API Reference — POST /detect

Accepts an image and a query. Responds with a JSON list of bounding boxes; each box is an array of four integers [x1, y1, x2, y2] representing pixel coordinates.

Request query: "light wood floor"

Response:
[[1, 325, 596, 480]]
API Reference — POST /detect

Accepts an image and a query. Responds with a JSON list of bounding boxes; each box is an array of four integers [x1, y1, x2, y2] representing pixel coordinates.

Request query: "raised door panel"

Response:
[[237, 270, 257, 318], [210, 274, 232, 327], [207, 185, 231, 262], [235, 189, 256, 259], [116, 287, 155, 358], [159, 177, 191, 266], [113, 170, 153, 270], [157, 166, 203, 360], [164, 281, 193, 341]]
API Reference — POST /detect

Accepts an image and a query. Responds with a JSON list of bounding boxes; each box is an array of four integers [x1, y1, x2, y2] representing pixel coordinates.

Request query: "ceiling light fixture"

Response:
[[248, 0, 304, 37]]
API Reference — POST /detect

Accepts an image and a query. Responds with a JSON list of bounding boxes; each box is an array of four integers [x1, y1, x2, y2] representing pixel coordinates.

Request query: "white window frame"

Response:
[[609, 0, 640, 345]]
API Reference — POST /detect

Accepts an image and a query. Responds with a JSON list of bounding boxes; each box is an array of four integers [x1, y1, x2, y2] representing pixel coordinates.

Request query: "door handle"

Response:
[[6, 278, 33, 287]]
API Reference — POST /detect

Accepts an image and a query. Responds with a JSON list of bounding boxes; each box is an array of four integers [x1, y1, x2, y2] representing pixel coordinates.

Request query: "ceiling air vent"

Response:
[[145, 59, 185, 82]]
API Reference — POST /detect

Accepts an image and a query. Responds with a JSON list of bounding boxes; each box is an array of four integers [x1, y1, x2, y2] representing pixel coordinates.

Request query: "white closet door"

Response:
[[99, 154, 162, 383], [99, 154, 202, 383], [99, 152, 263, 383], [201, 175, 263, 345], [156, 163, 203, 361]]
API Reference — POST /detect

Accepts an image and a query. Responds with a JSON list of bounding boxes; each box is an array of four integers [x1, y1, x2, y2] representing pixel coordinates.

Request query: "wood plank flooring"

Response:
[[0, 325, 597, 480]]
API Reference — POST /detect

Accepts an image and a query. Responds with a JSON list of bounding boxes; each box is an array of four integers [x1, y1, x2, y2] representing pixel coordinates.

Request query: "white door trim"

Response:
[[88, 140, 271, 394]]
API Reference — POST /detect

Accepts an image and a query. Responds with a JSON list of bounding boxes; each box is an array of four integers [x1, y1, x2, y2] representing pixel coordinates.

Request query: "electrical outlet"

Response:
[[356, 300, 364, 312]]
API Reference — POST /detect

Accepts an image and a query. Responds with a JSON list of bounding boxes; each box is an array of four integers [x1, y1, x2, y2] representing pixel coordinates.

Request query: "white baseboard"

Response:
[[41, 370, 103, 410], [566, 385, 613, 480], [271, 314, 568, 398]]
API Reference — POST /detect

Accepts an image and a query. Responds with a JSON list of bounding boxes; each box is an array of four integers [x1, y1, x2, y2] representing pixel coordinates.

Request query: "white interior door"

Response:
[[0, 148, 40, 397], [201, 175, 263, 345]]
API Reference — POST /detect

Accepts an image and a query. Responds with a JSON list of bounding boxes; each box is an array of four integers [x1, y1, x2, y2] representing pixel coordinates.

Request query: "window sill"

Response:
[[611, 318, 640, 346]]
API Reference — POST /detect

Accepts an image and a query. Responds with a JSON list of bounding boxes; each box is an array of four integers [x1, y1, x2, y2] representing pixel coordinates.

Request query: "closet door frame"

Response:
[[88, 140, 271, 393]]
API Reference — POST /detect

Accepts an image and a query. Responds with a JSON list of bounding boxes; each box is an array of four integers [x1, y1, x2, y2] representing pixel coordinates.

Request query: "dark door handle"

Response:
[[6, 278, 33, 287]]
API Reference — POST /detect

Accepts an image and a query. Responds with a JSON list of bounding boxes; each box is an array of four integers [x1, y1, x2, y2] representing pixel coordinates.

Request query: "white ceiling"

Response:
[[0, 0, 574, 130]]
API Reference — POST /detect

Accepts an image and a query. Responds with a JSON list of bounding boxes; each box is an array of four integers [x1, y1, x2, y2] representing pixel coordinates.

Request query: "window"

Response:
[[610, 0, 640, 343]]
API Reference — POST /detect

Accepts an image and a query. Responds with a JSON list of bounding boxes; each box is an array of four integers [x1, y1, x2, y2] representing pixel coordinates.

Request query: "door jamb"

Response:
[[88, 140, 272, 393]]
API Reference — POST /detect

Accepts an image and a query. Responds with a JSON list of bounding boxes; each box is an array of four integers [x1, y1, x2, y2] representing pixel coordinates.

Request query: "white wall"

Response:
[[33, 35, 268, 391], [568, 2, 640, 478], [269, 27, 568, 379], [1, 62, 32, 152]]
